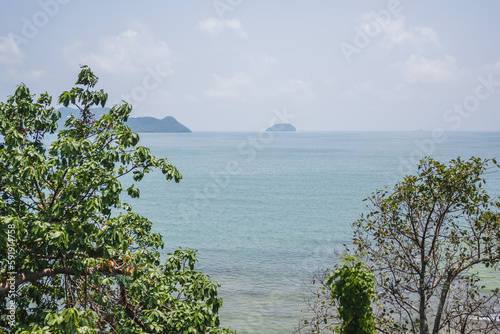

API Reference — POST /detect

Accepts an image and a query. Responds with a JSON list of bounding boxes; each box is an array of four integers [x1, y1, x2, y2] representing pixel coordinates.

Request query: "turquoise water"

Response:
[[126, 132, 500, 334]]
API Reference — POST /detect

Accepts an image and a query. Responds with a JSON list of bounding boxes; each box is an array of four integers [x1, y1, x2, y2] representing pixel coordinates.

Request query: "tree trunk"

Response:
[[432, 279, 451, 334], [419, 286, 430, 334], [419, 241, 430, 334]]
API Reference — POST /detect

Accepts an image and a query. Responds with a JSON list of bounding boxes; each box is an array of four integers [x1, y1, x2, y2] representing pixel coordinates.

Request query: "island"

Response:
[[266, 123, 296, 132], [127, 116, 191, 133], [58, 107, 191, 133]]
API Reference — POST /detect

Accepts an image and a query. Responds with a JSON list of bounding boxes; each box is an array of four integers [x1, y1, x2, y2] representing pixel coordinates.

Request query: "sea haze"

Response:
[[125, 131, 500, 334]]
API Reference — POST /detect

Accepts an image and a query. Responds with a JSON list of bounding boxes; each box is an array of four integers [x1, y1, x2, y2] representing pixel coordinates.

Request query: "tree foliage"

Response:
[[296, 257, 376, 334], [355, 157, 500, 334], [328, 257, 376, 334], [0, 66, 235, 333], [299, 157, 500, 334]]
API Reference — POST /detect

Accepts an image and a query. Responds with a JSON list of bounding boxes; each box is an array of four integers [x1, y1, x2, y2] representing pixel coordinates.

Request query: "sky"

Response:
[[1, 0, 500, 132]]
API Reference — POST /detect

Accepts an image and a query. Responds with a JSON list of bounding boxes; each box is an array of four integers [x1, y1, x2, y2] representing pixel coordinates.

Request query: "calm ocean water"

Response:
[[126, 132, 500, 334]]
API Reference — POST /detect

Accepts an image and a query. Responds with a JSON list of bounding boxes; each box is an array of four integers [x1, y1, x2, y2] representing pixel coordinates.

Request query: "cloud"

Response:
[[413, 26, 440, 46], [2, 68, 45, 83], [63, 26, 171, 75], [197, 18, 246, 37], [398, 55, 460, 84], [204, 72, 252, 100], [381, 19, 439, 50], [356, 13, 439, 52], [251, 52, 276, 66], [342, 55, 462, 101], [0, 34, 24, 64]]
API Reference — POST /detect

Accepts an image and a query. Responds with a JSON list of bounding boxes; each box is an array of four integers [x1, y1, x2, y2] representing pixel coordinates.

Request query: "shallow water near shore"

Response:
[[126, 131, 500, 334]]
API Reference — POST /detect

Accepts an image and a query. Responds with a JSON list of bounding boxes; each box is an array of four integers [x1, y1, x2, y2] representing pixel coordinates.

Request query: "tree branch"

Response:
[[0, 265, 126, 296], [120, 283, 151, 333]]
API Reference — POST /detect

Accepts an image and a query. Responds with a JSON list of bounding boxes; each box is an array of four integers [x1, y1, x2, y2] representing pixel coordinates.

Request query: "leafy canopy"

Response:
[[298, 157, 500, 334], [358, 157, 500, 334], [0, 66, 235, 333]]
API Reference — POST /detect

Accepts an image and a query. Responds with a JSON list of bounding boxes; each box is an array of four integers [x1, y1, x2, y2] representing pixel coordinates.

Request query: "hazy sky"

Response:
[[1, 1, 500, 131]]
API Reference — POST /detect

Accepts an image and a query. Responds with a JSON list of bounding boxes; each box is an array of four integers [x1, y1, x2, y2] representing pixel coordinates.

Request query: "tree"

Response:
[[328, 256, 376, 334], [296, 257, 376, 334], [299, 157, 500, 334], [0, 66, 235, 333]]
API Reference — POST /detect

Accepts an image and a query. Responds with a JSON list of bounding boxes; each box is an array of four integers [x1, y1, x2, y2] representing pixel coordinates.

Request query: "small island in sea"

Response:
[[58, 107, 191, 133], [266, 123, 296, 132]]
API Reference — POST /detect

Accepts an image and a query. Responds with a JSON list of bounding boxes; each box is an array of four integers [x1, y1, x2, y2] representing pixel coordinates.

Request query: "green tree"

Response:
[[296, 257, 376, 334], [0, 66, 235, 333], [354, 157, 500, 334], [327, 256, 376, 334], [298, 157, 500, 334]]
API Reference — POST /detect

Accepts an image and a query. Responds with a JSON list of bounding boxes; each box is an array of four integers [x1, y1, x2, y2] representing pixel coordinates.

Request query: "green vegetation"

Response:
[[296, 257, 376, 334], [299, 157, 500, 333], [328, 257, 376, 334], [0, 66, 233, 333]]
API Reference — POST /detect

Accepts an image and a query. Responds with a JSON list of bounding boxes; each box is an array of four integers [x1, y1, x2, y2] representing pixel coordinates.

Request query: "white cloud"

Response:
[[251, 52, 276, 66], [197, 18, 246, 37], [399, 55, 460, 84], [343, 55, 462, 102], [413, 26, 440, 46], [63, 26, 171, 75], [2, 68, 45, 83], [0, 34, 24, 64], [357, 14, 439, 52], [204, 72, 252, 100]]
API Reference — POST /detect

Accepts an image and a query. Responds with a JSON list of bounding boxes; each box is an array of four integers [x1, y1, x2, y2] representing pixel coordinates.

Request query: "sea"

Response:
[[125, 131, 500, 334]]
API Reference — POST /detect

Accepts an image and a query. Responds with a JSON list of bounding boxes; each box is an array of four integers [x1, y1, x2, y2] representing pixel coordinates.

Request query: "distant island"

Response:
[[266, 123, 296, 132], [58, 107, 191, 133], [127, 116, 191, 133]]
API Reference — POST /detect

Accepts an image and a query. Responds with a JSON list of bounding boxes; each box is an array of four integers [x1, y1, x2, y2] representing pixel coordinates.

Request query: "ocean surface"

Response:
[[125, 131, 500, 334]]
